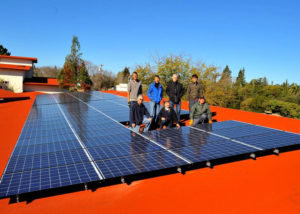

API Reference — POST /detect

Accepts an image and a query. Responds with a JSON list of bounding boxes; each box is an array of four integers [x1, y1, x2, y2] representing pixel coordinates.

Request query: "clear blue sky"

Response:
[[1, 0, 299, 84]]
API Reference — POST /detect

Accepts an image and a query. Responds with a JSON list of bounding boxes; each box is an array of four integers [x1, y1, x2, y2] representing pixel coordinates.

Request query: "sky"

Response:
[[1, 0, 299, 84]]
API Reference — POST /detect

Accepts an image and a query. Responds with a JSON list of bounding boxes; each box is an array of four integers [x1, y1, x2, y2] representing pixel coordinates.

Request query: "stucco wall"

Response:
[[23, 84, 64, 94], [0, 58, 33, 67], [0, 69, 24, 93]]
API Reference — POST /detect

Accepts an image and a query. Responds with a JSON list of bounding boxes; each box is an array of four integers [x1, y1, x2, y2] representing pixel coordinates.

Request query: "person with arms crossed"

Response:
[[166, 74, 184, 121], [187, 74, 201, 111]]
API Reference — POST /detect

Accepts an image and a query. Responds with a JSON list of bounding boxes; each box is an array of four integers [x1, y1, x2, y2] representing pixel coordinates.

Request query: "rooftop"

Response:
[[0, 55, 38, 63], [0, 90, 300, 214]]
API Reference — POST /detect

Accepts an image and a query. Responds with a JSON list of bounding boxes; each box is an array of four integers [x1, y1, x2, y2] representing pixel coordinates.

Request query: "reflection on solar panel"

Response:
[[0, 92, 300, 202]]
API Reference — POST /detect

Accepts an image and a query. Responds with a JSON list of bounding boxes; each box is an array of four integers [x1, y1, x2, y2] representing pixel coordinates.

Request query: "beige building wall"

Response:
[[0, 69, 25, 93], [24, 85, 64, 94]]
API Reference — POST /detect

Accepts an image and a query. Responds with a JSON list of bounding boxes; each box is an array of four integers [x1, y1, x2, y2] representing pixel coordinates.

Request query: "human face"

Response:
[[137, 97, 143, 104], [172, 74, 178, 82], [192, 77, 197, 83], [132, 73, 137, 81], [154, 76, 160, 83], [164, 101, 170, 108], [199, 98, 205, 105]]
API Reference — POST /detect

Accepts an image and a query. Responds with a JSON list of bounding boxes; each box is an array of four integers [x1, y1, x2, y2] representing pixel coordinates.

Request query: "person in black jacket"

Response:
[[166, 74, 184, 121], [157, 100, 180, 129], [130, 95, 152, 132]]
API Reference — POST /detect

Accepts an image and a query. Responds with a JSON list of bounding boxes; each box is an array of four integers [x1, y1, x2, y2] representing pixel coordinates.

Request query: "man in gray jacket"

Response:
[[190, 96, 212, 125], [128, 72, 142, 126], [187, 74, 201, 111]]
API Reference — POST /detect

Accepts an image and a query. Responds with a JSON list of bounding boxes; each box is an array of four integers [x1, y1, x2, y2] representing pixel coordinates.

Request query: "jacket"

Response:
[[166, 81, 184, 104], [190, 102, 212, 120], [148, 82, 163, 103], [157, 107, 179, 124], [187, 82, 201, 100], [130, 102, 150, 125], [128, 79, 142, 101]]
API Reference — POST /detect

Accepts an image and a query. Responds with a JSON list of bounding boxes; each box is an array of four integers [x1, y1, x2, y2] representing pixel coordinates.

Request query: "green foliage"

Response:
[[128, 53, 300, 119], [0, 44, 11, 55], [264, 99, 300, 119], [57, 36, 91, 90], [116, 67, 130, 84]]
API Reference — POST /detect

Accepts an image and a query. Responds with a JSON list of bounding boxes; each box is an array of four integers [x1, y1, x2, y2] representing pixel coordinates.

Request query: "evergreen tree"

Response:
[[57, 36, 91, 90], [235, 68, 246, 87], [0, 44, 11, 55]]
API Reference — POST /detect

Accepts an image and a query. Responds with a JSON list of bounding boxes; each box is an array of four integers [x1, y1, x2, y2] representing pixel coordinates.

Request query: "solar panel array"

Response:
[[0, 92, 300, 200]]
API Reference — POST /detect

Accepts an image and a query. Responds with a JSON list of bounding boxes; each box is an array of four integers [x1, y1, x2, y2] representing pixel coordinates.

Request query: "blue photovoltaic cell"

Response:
[[0, 162, 100, 196], [1, 92, 300, 200], [148, 126, 259, 163]]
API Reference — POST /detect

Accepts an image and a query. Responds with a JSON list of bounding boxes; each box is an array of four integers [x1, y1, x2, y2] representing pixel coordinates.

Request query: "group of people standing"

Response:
[[127, 72, 212, 133]]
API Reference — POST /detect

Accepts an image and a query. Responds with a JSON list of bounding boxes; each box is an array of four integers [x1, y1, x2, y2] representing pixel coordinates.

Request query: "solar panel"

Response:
[[1, 92, 300, 202]]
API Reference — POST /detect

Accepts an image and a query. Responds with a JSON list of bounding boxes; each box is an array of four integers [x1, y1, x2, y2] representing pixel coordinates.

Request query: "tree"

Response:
[[34, 66, 60, 77], [0, 45, 11, 56], [57, 36, 92, 90], [116, 67, 130, 84], [235, 68, 246, 87], [220, 65, 232, 82]]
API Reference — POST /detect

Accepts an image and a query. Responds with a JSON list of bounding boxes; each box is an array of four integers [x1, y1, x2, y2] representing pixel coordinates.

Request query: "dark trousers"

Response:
[[129, 101, 137, 126], [160, 119, 172, 129]]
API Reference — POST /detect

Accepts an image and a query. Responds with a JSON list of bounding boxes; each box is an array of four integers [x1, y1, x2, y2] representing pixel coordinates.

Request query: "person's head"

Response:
[[163, 99, 170, 108], [132, 72, 138, 81], [154, 75, 160, 83], [199, 96, 205, 105], [172, 74, 178, 82], [137, 94, 144, 104], [192, 74, 198, 83]]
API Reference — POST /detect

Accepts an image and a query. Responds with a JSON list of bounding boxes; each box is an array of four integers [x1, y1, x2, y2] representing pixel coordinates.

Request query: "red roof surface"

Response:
[[0, 64, 32, 71], [0, 89, 30, 99], [0, 90, 300, 214], [24, 78, 59, 86], [0, 55, 38, 63]]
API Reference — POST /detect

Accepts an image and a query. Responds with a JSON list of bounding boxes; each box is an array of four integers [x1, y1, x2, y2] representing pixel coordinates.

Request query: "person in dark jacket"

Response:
[[158, 100, 180, 129], [130, 95, 152, 132], [148, 75, 163, 121], [166, 74, 184, 121], [190, 96, 212, 125], [187, 74, 201, 111]]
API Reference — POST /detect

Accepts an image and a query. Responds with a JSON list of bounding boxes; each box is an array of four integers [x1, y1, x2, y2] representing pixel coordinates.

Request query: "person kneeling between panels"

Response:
[[189, 96, 212, 125], [157, 100, 180, 129], [130, 95, 152, 132]]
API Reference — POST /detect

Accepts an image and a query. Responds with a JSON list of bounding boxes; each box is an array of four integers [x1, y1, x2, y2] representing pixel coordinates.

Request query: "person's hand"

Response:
[[132, 123, 136, 127], [209, 120, 212, 124], [189, 120, 193, 126], [161, 117, 165, 121], [148, 118, 152, 122], [176, 123, 180, 129]]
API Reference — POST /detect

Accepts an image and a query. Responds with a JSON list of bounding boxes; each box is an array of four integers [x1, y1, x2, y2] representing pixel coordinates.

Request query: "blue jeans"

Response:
[[189, 99, 198, 111], [131, 117, 151, 132], [149, 101, 161, 120], [170, 101, 181, 121], [193, 114, 208, 125]]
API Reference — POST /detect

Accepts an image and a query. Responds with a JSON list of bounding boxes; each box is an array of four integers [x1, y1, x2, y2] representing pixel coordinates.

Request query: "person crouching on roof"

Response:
[[158, 99, 180, 129], [130, 95, 152, 133], [189, 96, 212, 125]]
